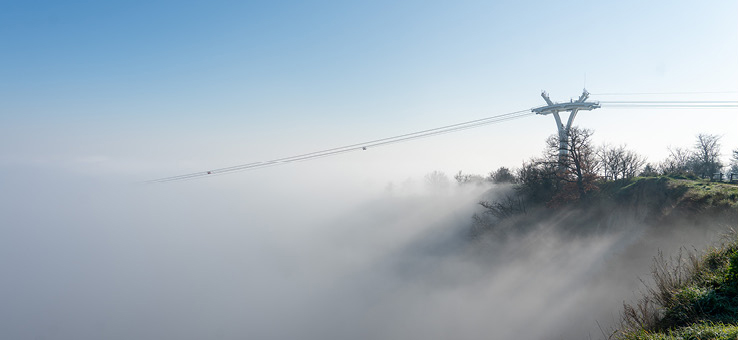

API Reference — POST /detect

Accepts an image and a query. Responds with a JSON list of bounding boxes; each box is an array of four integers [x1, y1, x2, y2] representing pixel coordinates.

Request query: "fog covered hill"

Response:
[[472, 176, 738, 241], [465, 176, 738, 339]]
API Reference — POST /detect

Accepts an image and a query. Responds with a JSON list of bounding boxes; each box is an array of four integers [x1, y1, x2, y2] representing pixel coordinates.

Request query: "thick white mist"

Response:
[[0, 165, 727, 340]]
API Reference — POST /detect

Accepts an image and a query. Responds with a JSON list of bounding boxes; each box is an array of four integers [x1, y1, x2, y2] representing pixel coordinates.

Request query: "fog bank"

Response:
[[0, 167, 729, 340]]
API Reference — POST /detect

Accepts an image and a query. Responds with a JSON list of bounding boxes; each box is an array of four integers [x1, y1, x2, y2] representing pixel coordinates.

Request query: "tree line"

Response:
[[455, 128, 738, 208]]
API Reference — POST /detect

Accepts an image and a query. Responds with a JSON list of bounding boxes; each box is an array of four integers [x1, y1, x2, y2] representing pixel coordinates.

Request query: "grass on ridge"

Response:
[[615, 231, 738, 339]]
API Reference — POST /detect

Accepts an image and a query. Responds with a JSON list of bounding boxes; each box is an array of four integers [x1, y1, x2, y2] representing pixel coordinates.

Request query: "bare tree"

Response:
[[545, 127, 600, 200], [622, 149, 647, 179], [598, 143, 649, 179], [600, 144, 646, 180], [598, 143, 614, 180], [598, 145, 646, 180], [659, 146, 693, 175], [731, 149, 738, 174], [691, 133, 723, 176]]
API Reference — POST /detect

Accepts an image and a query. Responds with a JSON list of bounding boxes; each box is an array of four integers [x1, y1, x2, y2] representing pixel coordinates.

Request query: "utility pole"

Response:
[[532, 89, 600, 170]]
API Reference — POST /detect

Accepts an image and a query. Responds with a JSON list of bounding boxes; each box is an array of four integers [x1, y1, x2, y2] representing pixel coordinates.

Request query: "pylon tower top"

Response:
[[532, 89, 600, 115], [532, 89, 601, 171]]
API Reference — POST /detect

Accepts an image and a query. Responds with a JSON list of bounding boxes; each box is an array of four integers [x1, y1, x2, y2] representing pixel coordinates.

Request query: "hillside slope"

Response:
[[473, 176, 738, 241], [587, 178, 738, 339], [471, 176, 738, 339]]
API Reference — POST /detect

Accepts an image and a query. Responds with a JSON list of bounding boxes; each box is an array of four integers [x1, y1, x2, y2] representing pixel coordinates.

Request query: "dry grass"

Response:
[[619, 248, 700, 334], [614, 230, 738, 339]]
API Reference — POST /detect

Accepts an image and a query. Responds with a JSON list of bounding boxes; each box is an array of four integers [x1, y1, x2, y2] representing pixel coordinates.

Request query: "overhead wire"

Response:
[[598, 100, 738, 109], [144, 108, 535, 183], [599, 101, 738, 104], [144, 96, 738, 184], [601, 105, 738, 109], [591, 91, 738, 96]]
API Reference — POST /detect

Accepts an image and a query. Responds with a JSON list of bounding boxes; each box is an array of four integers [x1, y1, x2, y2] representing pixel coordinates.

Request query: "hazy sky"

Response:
[[2, 0, 737, 181]]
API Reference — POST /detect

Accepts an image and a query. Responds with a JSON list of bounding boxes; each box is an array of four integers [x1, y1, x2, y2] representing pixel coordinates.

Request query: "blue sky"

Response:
[[2, 0, 737, 180]]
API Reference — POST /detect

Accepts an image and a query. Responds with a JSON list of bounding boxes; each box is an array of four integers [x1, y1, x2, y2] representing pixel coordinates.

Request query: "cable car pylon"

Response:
[[532, 89, 600, 170]]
